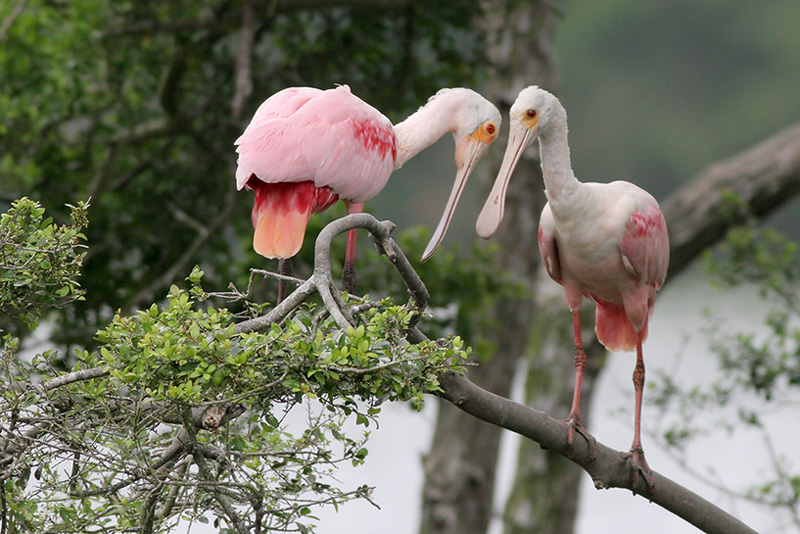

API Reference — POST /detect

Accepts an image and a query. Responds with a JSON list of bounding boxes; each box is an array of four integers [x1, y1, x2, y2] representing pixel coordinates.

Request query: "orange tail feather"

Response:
[[249, 179, 339, 259], [594, 299, 647, 353]]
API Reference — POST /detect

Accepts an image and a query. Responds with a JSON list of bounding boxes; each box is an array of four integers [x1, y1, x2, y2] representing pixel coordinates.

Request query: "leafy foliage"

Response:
[[0, 198, 87, 332], [1, 260, 470, 533]]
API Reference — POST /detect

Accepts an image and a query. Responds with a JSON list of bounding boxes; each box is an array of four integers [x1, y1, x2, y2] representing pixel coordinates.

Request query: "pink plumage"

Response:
[[537, 184, 668, 352], [478, 85, 669, 492], [236, 84, 502, 294], [235, 86, 396, 259]]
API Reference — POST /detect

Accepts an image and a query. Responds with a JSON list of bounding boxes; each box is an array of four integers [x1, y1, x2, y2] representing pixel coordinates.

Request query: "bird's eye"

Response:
[[486, 123, 496, 134], [526, 109, 537, 119]]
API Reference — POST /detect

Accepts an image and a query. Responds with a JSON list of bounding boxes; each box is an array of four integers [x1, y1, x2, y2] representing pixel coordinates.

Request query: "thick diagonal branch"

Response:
[[663, 120, 800, 276]]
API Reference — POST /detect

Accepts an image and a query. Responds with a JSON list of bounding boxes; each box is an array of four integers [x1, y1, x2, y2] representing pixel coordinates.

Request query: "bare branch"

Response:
[[311, 213, 429, 329], [40, 366, 111, 391], [664, 120, 800, 277], [430, 365, 758, 534], [234, 277, 319, 333], [181, 409, 248, 534]]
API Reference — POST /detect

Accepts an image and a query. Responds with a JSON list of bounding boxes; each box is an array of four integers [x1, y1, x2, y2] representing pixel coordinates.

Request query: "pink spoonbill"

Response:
[[477, 86, 669, 490], [235, 85, 501, 296]]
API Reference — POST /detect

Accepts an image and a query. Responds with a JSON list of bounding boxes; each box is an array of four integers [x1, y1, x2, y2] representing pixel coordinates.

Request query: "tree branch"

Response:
[[663, 120, 800, 277], [230, 213, 759, 532], [0, 0, 28, 43], [304, 215, 764, 533], [431, 366, 758, 534], [181, 409, 248, 534]]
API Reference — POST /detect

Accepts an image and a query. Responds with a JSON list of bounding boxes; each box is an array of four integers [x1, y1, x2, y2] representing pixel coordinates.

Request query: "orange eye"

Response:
[[486, 123, 496, 134], [526, 109, 537, 119]]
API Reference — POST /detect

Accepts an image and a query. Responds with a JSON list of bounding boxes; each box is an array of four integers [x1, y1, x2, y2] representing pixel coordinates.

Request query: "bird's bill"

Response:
[[476, 124, 536, 239], [421, 138, 490, 262]]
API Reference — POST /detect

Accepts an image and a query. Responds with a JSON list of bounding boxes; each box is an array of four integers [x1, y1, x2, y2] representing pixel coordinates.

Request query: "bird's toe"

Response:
[[629, 447, 655, 498], [563, 415, 597, 461]]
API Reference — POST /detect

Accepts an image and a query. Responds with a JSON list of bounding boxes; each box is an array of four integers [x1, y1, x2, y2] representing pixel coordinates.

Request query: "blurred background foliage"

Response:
[[3, 0, 800, 353], [0, 0, 489, 350], [554, 0, 800, 203]]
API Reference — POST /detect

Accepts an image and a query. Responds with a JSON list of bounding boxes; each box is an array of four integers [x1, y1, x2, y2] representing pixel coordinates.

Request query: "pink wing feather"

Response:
[[537, 204, 562, 283], [620, 202, 669, 289], [235, 85, 397, 203]]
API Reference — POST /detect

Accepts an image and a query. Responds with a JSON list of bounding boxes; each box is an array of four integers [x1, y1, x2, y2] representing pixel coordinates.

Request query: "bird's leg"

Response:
[[343, 229, 357, 294], [630, 337, 654, 495], [342, 202, 363, 295], [276, 258, 293, 304], [565, 310, 597, 460]]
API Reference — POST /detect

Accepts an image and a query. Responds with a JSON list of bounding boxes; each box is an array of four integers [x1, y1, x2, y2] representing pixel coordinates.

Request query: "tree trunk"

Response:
[[418, 2, 562, 533]]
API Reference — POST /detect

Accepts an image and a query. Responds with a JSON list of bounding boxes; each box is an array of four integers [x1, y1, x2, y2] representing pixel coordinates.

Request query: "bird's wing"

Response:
[[235, 86, 396, 201], [620, 200, 670, 289], [538, 203, 562, 283], [234, 87, 322, 189]]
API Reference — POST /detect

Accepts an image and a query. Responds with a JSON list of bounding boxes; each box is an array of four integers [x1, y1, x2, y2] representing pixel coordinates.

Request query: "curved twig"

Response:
[[310, 213, 430, 330], [234, 277, 317, 334]]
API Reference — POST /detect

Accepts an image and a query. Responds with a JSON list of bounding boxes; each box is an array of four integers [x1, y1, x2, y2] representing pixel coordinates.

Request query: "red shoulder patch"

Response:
[[627, 205, 665, 238], [352, 120, 397, 161]]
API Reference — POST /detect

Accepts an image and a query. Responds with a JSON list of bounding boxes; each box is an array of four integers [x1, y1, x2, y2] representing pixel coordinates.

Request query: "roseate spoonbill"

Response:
[[477, 86, 669, 490], [235, 85, 501, 296]]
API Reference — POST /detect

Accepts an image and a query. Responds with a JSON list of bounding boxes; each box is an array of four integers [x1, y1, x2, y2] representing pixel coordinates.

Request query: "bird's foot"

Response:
[[629, 447, 654, 498], [563, 414, 597, 461]]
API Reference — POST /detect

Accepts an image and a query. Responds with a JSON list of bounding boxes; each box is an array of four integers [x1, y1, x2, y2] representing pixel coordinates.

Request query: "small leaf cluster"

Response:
[[706, 222, 798, 307], [703, 223, 800, 401], [95, 285, 239, 403], [651, 224, 800, 446], [0, 197, 88, 331]]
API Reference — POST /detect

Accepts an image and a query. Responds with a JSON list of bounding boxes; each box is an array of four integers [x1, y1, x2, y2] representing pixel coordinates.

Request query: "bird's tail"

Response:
[[594, 299, 647, 353], [250, 179, 338, 259]]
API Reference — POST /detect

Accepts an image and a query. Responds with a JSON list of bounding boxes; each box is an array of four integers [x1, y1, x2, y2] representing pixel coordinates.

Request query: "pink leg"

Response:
[[342, 202, 363, 294], [565, 310, 596, 459], [630, 336, 654, 493]]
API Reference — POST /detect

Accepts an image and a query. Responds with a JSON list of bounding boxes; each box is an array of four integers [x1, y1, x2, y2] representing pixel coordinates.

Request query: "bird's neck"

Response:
[[393, 99, 457, 170], [538, 119, 580, 204]]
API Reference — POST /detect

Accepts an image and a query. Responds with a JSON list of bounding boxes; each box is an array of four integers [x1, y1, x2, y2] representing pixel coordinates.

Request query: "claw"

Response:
[[564, 414, 597, 461], [630, 447, 654, 497]]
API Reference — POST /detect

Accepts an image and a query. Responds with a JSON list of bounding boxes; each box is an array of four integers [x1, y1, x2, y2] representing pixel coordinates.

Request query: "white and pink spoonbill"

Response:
[[477, 85, 669, 490]]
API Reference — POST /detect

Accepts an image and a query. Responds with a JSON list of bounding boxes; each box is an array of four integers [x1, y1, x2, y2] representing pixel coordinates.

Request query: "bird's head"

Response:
[[476, 86, 563, 239], [421, 89, 501, 261], [507, 85, 563, 140]]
